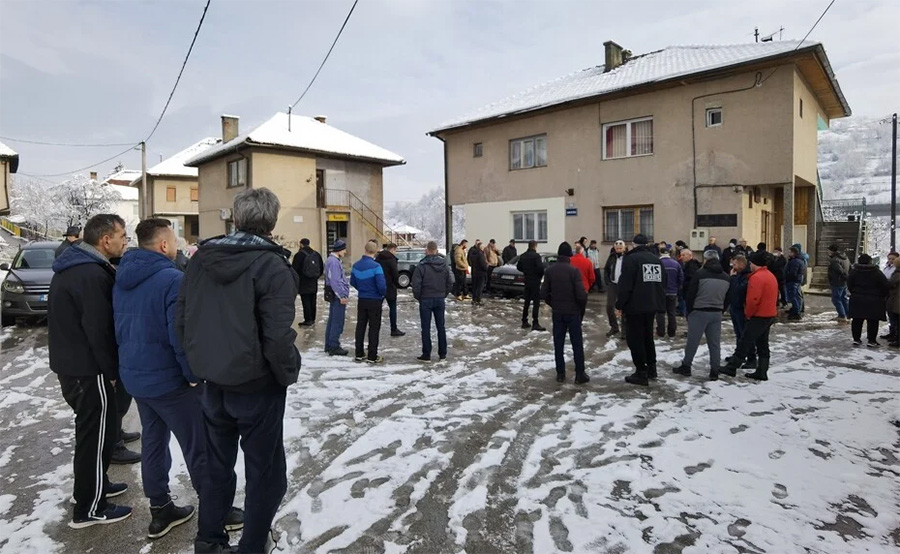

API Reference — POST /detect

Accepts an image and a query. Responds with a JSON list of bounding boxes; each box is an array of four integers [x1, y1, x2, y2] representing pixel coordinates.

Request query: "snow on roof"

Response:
[[147, 137, 220, 178], [389, 224, 424, 235], [0, 140, 17, 157], [104, 169, 142, 185], [432, 41, 817, 132], [109, 184, 139, 200], [186, 113, 405, 167]]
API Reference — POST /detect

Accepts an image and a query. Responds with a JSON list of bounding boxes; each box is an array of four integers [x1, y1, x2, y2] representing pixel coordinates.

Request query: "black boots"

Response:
[[741, 356, 758, 370], [574, 371, 590, 384], [709, 369, 719, 381], [646, 363, 658, 380], [625, 365, 649, 386], [148, 500, 194, 539], [532, 322, 547, 332], [556, 371, 566, 383], [721, 357, 739, 377], [672, 363, 691, 376], [745, 357, 769, 381]]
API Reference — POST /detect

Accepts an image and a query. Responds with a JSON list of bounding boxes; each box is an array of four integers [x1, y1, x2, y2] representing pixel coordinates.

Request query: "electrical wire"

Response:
[[19, 143, 140, 178], [144, 0, 212, 142], [290, 0, 360, 109], [760, 0, 836, 84], [0, 136, 136, 147]]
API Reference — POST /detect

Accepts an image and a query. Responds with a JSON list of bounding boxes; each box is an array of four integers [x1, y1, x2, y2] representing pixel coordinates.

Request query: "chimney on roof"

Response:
[[314, 115, 327, 124], [90, 171, 98, 181], [604, 40, 625, 73], [221, 115, 240, 143]]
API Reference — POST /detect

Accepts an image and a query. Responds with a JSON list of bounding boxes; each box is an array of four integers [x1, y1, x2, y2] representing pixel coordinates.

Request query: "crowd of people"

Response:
[[44, 186, 899, 553]]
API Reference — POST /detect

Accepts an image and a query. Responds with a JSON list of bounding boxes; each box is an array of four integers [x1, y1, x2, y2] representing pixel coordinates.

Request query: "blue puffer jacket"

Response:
[[350, 255, 387, 300], [113, 249, 196, 398]]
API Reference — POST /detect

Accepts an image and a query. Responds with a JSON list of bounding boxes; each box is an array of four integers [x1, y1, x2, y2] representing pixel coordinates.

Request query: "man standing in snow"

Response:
[[826, 244, 851, 322], [656, 245, 684, 338], [723, 251, 778, 380], [517, 240, 546, 331], [452, 239, 469, 300], [785, 246, 805, 320], [351, 240, 388, 363], [375, 243, 405, 337], [604, 240, 627, 337], [292, 238, 324, 326], [55, 225, 81, 259], [49, 214, 132, 528], [324, 239, 350, 355], [541, 242, 589, 384], [411, 241, 454, 362], [502, 239, 518, 265], [587, 240, 604, 293]]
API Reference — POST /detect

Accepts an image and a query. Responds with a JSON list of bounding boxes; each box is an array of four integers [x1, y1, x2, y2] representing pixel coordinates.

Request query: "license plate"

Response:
[[39, 294, 48, 302], [501, 274, 515, 280]]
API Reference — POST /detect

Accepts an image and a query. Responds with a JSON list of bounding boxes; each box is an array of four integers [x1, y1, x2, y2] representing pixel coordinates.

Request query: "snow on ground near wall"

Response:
[[0, 294, 898, 554]]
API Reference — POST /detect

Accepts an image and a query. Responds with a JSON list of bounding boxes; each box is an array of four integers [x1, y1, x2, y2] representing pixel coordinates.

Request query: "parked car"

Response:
[[489, 252, 559, 295], [1, 241, 60, 326], [394, 248, 428, 289]]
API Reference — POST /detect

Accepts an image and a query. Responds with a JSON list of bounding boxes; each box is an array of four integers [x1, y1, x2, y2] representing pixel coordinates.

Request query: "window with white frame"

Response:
[[603, 206, 654, 242], [509, 135, 547, 170], [512, 211, 548, 242], [706, 108, 723, 127], [602, 117, 653, 159], [227, 158, 248, 188]]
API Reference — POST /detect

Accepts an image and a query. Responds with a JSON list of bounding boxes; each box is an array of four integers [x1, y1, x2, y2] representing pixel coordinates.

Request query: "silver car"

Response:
[[1, 241, 59, 326]]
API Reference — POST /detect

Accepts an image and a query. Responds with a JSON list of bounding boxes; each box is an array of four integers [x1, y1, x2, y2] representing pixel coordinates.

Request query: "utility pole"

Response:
[[141, 141, 148, 219], [891, 113, 897, 252]]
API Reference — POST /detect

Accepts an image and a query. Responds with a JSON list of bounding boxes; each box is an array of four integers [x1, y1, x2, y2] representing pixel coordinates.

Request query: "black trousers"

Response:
[[624, 312, 657, 369], [522, 283, 541, 324], [472, 273, 487, 304], [655, 295, 678, 337], [300, 293, 316, 323], [486, 266, 496, 291], [115, 382, 132, 447], [355, 298, 383, 360], [386, 295, 399, 331], [453, 269, 468, 297], [59, 375, 117, 519], [732, 317, 774, 364], [552, 312, 585, 373], [851, 318, 880, 343]]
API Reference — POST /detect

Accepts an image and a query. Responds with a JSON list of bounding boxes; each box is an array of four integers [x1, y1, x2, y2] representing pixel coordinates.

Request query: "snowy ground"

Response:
[[0, 292, 898, 554]]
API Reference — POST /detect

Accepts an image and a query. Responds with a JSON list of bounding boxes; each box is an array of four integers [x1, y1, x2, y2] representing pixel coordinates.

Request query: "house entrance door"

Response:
[[326, 215, 349, 254]]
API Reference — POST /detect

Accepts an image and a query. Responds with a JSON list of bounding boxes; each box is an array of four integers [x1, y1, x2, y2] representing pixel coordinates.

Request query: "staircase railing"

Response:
[[324, 189, 412, 248], [820, 197, 867, 260]]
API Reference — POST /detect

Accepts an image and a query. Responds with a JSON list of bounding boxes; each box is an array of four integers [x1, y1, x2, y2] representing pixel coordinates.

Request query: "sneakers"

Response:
[[195, 540, 237, 554], [70, 481, 127, 505], [852, 339, 862, 346], [327, 347, 349, 356], [69, 503, 133, 529], [298, 320, 315, 327], [121, 430, 141, 444], [111, 445, 141, 465], [672, 363, 692, 376], [439, 355, 447, 361], [354, 355, 366, 362], [531, 323, 546, 332], [366, 356, 384, 364], [416, 355, 432, 363], [391, 330, 406, 337], [867, 341, 881, 348], [148, 500, 195, 539], [225, 506, 244, 531]]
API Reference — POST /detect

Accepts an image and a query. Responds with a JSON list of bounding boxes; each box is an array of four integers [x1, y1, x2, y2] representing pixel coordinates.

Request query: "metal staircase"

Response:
[[325, 189, 412, 248], [811, 197, 868, 290]]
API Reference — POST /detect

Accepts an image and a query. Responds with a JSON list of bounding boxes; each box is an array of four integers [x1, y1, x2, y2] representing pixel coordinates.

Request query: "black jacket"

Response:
[[516, 249, 544, 286], [175, 250, 189, 272], [177, 233, 301, 391], [291, 246, 324, 295], [470, 246, 489, 276], [604, 249, 625, 285], [375, 249, 401, 300], [847, 264, 889, 321], [827, 252, 850, 287], [682, 258, 701, 293], [540, 257, 587, 316], [685, 259, 730, 313], [411, 254, 454, 300], [615, 245, 667, 314], [55, 239, 75, 259], [721, 246, 736, 270], [770, 254, 787, 283], [48, 244, 119, 381], [502, 245, 518, 265]]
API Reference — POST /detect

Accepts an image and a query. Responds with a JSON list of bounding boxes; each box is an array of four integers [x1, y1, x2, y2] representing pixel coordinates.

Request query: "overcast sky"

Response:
[[1, 0, 897, 204]]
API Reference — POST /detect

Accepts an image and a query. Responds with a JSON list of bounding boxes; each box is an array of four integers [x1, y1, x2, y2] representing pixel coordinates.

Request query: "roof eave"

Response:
[[811, 43, 852, 118], [187, 139, 405, 168], [1, 153, 20, 173]]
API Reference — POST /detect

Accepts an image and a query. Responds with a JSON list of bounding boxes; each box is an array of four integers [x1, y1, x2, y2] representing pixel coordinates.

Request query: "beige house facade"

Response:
[[0, 140, 18, 216], [185, 113, 404, 261], [430, 41, 850, 263]]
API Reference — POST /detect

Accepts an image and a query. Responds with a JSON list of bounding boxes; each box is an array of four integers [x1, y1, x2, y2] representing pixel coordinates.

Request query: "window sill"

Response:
[[602, 153, 654, 161], [509, 164, 548, 172]]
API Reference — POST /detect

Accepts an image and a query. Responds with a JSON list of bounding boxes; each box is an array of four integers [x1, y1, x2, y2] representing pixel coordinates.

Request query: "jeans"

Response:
[[830, 286, 849, 319], [552, 312, 585, 374], [729, 307, 756, 360], [200, 383, 287, 552], [386, 295, 399, 331], [677, 290, 687, 316], [682, 311, 722, 370], [419, 297, 447, 358], [472, 273, 487, 304], [786, 282, 803, 316], [355, 298, 383, 360], [300, 293, 316, 323], [325, 299, 347, 351], [522, 283, 541, 325], [452, 269, 468, 297], [606, 283, 620, 332], [851, 318, 880, 343], [731, 317, 773, 365], [625, 312, 656, 368], [655, 295, 678, 337], [889, 311, 899, 340]]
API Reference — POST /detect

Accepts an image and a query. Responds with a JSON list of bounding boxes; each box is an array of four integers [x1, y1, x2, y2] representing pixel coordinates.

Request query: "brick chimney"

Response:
[[314, 115, 327, 124], [221, 115, 240, 143], [604, 41, 625, 73], [90, 171, 98, 181]]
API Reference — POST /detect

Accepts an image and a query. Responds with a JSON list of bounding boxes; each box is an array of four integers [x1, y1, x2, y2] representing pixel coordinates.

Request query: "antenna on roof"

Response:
[[754, 27, 759, 43], [287, 105, 292, 132], [760, 26, 784, 42]]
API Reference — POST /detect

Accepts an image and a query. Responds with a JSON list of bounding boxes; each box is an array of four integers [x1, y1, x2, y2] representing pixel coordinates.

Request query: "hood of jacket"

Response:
[[375, 250, 397, 263], [420, 254, 446, 270], [830, 251, 848, 262], [115, 248, 177, 291], [52, 242, 110, 273], [195, 232, 288, 285]]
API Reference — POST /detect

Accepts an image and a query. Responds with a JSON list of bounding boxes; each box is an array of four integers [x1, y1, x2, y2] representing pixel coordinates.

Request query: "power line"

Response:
[[761, 0, 836, 84], [144, 0, 212, 142], [20, 143, 140, 178], [0, 136, 136, 148], [290, 0, 360, 109]]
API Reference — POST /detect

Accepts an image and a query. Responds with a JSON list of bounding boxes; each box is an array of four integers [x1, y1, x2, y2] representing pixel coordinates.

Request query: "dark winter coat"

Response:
[[659, 255, 684, 295], [847, 264, 889, 321], [176, 232, 301, 391], [113, 248, 196, 398], [827, 252, 850, 288], [375, 249, 400, 300], [291, 246, 324, 295], [721, 246, 736, 270], [540, 257, 587, 316], [502, 245, 518, 265], [411, 254, 454, 300], [887, 270, 900, 314], [784, 256, 805, 284], [681, 258, 702, 293], [604, 250, 625, 285], [769, 254, 787, 283], [703, 244, 723, 257], [685, 259, 730, 313], [615, 245, 667, 315], [469, 246, 489, 276], [727, 266, 752, 312], [516, 249, 545, 287], [55, 239, 75, 259], [174, 250, 189, 272], [48, 243, 119, 381]]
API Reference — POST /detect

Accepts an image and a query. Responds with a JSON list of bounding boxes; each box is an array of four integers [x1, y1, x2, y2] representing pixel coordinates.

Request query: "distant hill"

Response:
[[818, 115, 895, 204]]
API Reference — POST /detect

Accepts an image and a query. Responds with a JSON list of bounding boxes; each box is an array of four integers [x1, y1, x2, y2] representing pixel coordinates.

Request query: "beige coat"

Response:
[[454, 245, 469, 271], [484, 245, 500, 267]]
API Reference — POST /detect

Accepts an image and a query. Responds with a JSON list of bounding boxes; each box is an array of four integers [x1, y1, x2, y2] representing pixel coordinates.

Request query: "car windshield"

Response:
[[507, 256, 520, 265], [13, 248, 57, 269]]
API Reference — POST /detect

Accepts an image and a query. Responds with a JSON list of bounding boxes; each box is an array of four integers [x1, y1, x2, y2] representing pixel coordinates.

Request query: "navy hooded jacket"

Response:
[[113, 248, 196, 398]]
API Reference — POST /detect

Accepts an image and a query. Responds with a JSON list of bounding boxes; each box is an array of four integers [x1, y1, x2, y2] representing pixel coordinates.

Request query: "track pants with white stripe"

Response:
[[59, 375, 117, 519]]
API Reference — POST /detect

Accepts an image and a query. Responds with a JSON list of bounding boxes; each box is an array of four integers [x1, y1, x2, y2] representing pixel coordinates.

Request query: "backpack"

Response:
[[301, 250, 321, 279]]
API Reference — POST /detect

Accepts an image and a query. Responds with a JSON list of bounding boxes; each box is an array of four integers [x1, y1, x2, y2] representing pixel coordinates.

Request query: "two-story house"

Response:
[[0, 140, 19, 216], [429, 40, 851, 264], [129, 137, 220, 243], [185, 113, 405, 258]]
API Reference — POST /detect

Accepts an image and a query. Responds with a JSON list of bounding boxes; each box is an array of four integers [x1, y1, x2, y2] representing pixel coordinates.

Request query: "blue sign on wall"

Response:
[[566, 208, 578, 216]]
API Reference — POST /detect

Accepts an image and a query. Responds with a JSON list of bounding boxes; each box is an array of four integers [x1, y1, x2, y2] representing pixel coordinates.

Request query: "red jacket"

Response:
[[571, 253, 596, 292], [745, 266, 778, 319]]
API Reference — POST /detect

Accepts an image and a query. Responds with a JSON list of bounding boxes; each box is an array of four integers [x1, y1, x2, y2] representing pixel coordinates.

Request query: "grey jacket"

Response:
[[685, 259, 730, 313], [412, 255, 454, 300]]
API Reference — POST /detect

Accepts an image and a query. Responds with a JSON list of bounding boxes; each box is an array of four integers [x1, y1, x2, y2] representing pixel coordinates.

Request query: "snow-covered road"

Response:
[[1, 293, 898, 554]]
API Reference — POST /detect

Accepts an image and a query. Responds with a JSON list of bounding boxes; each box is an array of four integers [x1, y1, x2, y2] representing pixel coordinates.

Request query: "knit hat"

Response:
[[632, 234, 649, 245], [557, 241, 574, 257], [332, 239, 347, 252], [827, 243, 840, 253], [858, 254, 872, 265], [749, 251, 768, 267], [64, 226, 81, 237]]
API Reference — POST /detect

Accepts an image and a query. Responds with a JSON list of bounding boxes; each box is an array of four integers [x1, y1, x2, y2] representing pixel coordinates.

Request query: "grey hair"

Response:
[[732, 254, 747, 265], [233, 187, 280, 235], [703, 249, 720, 261]]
